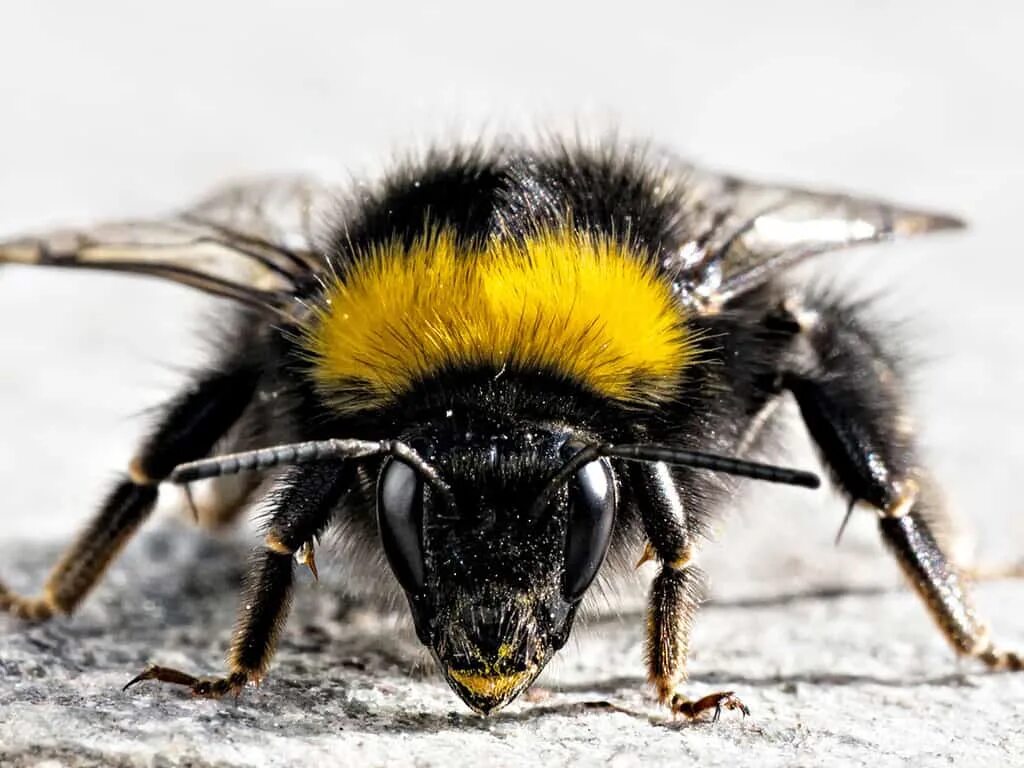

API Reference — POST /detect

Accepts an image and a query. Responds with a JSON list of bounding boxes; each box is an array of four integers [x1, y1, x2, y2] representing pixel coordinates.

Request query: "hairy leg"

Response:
[[632, 462, 750, 720], [126, 461, 354, 696], [0, 364, 260, 620], [779, 295, 1020, 669]]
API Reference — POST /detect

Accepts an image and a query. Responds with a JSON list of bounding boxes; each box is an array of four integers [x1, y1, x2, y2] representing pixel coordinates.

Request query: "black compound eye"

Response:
[[562, 458, 616, 602], [377, 458, 425, 594]]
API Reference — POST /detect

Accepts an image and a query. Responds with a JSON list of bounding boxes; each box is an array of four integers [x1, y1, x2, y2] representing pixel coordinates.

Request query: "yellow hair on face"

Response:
[[447, 667, 535, 702], [305, 227, 693, 412]]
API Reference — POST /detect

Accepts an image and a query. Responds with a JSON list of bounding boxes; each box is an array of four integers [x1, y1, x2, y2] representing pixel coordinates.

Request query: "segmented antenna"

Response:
[[602, 444, 820, 488], [531, 442, 820, 516], [169, 438, 454, 506], [170, 437, 819, 519]]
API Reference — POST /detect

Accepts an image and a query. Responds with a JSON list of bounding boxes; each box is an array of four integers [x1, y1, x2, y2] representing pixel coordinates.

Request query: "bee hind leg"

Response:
[[777, 295, 1022, 671], [0, 364, 260, 621]]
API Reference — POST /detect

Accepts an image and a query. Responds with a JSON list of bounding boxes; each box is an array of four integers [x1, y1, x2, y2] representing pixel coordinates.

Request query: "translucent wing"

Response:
[[665, 166, 965, 312], [0, 176, 340, 314]]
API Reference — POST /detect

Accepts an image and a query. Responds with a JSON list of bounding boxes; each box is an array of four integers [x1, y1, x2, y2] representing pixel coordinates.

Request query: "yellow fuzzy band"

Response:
[[304, 227, 693, 412]]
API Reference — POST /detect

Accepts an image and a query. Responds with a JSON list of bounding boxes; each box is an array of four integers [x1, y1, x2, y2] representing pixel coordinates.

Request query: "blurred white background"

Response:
[[1, 1, 1022, 566]]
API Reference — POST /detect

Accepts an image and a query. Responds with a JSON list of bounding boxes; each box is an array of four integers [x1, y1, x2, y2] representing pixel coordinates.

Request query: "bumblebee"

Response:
[[1, 139, 1019, 719]]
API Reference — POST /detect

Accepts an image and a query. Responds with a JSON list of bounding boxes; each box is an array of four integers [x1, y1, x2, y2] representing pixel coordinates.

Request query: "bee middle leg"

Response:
[[632, 462, 750, 720], [775, 295, 1021, 670], [0, 364, 260, 621], [184, 469, 267, 530], [126, 461, 354, 696]]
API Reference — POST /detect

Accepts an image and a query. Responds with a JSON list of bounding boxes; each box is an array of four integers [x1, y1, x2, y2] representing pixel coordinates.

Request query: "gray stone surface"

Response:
[[2, 2, 1024, 766], [1, 517, 1022, 768]]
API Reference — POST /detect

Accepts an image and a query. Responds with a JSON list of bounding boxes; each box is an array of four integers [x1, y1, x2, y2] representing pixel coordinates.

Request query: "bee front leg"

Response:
[[0, 365, 260, 621], [126, 548, 294, 697], [779, 295, 1022, 670], [125, 461, 354, 697], [632, 462, 750, 721]]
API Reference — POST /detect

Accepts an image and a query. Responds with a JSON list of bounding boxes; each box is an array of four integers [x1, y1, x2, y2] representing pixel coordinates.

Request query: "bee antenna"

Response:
[[598, 444, 820, 488], [533, 442, 820, 516], [168, 438, 455, 504]]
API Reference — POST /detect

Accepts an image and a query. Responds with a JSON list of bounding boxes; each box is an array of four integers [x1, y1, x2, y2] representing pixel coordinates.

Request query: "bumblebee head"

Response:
[[169, 420, 816, 715], [375, 428, 617, 714]]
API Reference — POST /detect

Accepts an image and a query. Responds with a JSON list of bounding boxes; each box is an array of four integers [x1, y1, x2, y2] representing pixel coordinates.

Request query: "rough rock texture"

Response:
[[2, 500, 1022, 767]]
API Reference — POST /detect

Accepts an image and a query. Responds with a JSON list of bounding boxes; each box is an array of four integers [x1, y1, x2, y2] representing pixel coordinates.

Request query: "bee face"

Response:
[[376, 427, 617, 713]]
